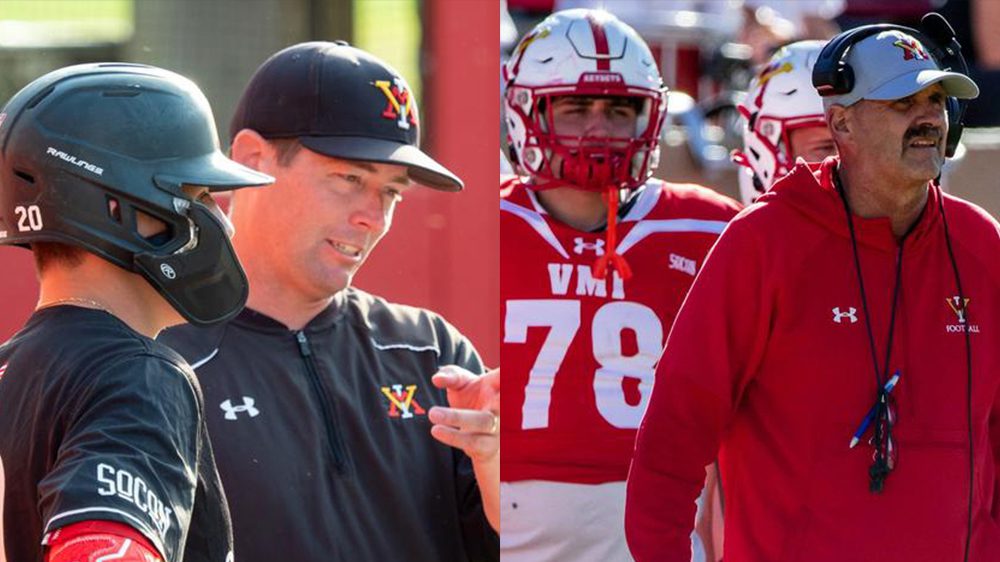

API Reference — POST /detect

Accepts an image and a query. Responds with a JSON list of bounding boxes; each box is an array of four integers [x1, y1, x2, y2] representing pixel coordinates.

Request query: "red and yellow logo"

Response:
[[381, 383, 426, 419], [373, 78, 417, 131], [893, 38, 929, 61], [753, 61, 793, 107], [946, 296, 970, 324]]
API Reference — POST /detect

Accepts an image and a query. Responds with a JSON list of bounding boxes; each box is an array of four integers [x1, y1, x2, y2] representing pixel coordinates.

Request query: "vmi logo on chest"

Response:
[[381, 384, 427, 419], [548, 263, 625, 299]]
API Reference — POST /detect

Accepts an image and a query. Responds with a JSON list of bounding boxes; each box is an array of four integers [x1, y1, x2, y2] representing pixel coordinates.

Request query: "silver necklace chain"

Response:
[[37, 297, 114, 315]]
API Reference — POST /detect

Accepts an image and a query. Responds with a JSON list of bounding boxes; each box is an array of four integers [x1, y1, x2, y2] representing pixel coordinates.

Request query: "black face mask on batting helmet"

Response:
[[0, 63, 273, 326]]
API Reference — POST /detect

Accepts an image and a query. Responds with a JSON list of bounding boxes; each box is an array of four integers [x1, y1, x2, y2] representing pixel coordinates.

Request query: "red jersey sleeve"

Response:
[[625, 213, 770, 562]]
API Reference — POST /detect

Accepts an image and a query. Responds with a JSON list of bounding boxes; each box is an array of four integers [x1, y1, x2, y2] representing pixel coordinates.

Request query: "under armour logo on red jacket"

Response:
[[832, 306, 858, 324]]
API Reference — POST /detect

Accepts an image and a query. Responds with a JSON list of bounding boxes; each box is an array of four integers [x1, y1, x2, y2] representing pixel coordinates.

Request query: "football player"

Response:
[[500, 9, 742, 561]]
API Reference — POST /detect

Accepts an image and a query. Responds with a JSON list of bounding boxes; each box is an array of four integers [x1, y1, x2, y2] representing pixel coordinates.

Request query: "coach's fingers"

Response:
[[428, 406, 497, 434], [430, 424, 498, 461], [432, 365, 476, 390]]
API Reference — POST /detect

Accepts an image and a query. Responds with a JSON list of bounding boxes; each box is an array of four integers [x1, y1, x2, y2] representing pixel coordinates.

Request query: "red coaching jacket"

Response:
[[501, 177, 740, 484], [626, 158, 1000, 561]]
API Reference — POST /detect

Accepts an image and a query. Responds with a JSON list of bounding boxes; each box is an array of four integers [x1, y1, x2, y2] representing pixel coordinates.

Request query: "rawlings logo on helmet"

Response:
[[45, 146, 104, 176]]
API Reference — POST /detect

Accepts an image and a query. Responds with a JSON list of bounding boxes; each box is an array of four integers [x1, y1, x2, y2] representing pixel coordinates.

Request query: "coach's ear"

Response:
[[229, 129, 271, 174]]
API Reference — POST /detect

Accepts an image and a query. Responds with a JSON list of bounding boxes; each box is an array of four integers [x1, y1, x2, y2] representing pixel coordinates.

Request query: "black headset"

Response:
[[811, 13, 971, 158]]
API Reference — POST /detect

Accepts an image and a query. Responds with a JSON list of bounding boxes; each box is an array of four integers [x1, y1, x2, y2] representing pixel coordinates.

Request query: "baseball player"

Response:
[[733, 40, 837, 205], [0, 64, 272, 562], [500, 9, 741, 561], [158, 42, 499, 562]]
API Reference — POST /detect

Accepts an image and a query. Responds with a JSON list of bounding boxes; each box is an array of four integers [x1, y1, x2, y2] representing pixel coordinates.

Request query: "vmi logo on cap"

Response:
[[373, 78, 417, 130], [893, 37, 929, 61]]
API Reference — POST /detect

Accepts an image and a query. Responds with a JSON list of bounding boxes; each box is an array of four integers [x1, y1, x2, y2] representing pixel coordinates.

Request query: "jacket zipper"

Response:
[[295, 330, 346, 472]]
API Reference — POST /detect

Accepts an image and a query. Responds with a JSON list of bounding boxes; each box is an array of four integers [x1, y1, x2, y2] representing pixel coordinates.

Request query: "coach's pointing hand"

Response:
[[430, 365, 500, 531]]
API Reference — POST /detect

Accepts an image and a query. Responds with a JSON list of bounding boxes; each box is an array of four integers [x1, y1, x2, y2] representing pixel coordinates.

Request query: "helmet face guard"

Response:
[[505, 80, 665, 192], [0, 63, 273, 325], [134, 203, 247, 326]]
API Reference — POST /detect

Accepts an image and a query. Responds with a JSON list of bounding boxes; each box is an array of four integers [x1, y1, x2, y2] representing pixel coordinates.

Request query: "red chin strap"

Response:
[[592, 188, 632, 281], [557, 153, 633, 281]]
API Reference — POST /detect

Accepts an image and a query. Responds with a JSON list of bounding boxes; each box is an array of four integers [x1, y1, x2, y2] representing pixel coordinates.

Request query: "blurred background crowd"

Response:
[[501, 0, 1000, 217]]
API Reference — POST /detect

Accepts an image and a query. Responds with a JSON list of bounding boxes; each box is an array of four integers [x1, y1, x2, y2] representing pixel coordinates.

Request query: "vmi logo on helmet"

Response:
[[45, 146, 104, 176]]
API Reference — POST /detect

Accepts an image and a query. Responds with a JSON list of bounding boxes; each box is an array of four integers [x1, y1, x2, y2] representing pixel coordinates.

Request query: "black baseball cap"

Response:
[[230, 41, 463, 191]]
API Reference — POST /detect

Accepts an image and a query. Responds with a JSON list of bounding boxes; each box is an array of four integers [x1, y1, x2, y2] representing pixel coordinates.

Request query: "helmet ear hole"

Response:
[[14, 169, 35, 185], [135, 209, 173, 247], [107, 197, 121, 223]]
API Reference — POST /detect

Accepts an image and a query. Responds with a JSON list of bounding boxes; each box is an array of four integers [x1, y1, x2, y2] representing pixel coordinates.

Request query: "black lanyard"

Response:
[[834, 169, 912, 493]]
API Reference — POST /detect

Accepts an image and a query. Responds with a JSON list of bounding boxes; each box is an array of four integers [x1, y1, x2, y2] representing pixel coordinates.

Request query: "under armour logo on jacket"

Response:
[[220, 396, 260, 420], [573, 237, 605, 256], [832, 307, 858, 324]]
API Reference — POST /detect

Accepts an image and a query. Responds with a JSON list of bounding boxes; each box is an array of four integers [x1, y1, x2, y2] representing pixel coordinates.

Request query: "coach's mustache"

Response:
[[904, 125, 943, 143]]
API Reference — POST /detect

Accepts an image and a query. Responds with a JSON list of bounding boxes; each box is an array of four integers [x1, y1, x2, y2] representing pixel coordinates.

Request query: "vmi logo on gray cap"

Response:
[[46, 146, 104, 176]]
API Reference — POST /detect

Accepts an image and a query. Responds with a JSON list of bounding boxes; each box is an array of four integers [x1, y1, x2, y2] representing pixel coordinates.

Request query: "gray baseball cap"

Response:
[[822, 30, 979, 109]]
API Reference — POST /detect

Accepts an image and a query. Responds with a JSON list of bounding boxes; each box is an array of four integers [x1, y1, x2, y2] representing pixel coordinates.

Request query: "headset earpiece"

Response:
[[945, 97, 962, 158]]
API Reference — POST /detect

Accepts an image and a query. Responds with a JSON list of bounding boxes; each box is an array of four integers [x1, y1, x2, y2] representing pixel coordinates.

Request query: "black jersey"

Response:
[[160, 287, 499, 562], [0, 306, 233, 562]]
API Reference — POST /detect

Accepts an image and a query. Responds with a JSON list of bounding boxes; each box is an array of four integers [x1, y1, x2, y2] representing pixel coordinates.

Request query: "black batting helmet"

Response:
[[0, 63, 273, 325]]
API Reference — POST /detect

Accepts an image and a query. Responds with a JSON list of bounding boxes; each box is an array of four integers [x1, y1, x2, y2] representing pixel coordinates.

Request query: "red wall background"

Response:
[[0, 0, 500, 366]]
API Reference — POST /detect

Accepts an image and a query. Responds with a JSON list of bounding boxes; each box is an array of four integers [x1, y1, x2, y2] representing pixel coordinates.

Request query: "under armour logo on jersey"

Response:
[[573, 237, 605, 256], [220, 397, 260, 420], [832, 307, 858, 324], [380, 384, 427, 419]]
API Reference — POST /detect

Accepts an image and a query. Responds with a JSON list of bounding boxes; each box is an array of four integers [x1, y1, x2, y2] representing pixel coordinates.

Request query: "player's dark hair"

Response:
[[32, 241, 85, 274], [268, 138, 303, 167]]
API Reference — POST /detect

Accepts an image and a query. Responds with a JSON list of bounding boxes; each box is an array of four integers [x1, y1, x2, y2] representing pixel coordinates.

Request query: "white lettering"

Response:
[[94, 463, 173, 536], [669, 253, 697, 276], [547, 263, 573, 295], [576, 265, 606, 297], [548, 262, 626, 299], [116, 469, 134, 502], [611, 271, 625, 300], [46, 146, 104, 176], [96, 463, 115, 496]]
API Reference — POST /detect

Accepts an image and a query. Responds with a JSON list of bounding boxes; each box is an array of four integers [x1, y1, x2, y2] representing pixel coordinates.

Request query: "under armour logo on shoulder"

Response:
[[220, 396, 260, 420], [832, 307, 858, 324], [573, 237, 605, 256]]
